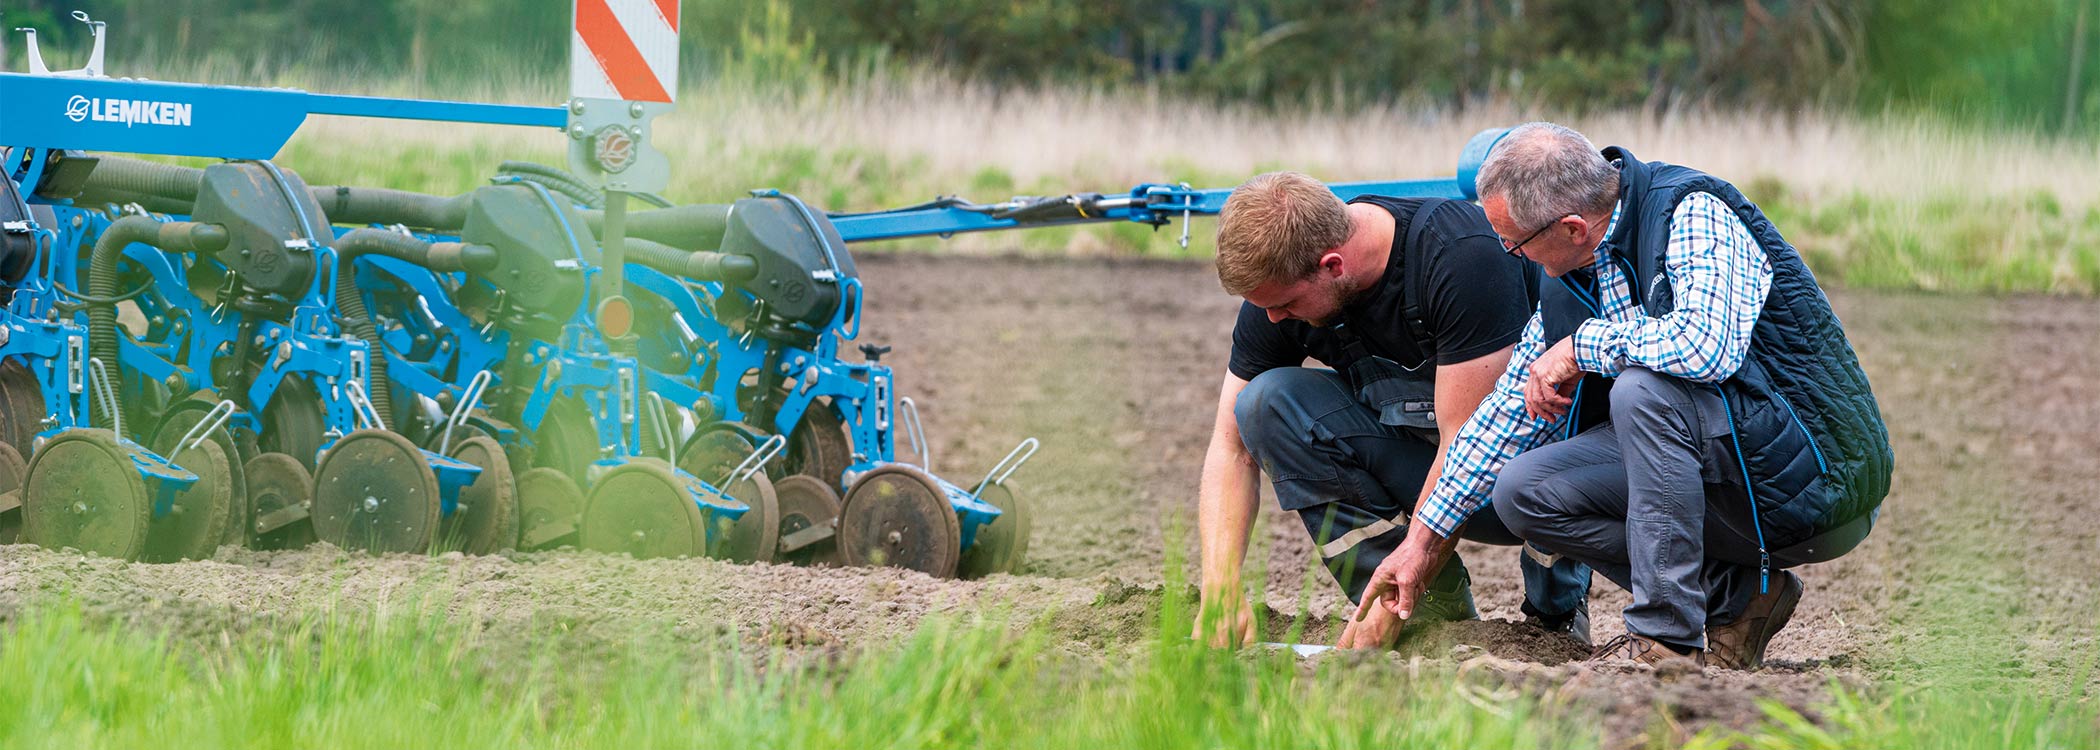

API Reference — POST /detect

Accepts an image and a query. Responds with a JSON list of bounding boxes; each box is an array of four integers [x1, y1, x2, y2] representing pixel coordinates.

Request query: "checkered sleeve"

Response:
[[1414, 312, 1568, 538], [1570, 192, 1773, 382]]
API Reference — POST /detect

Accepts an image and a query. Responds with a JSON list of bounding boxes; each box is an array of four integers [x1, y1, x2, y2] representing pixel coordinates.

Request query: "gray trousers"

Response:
[[1235, 367, 1592, 615], [1491, 367, 1869, 649]]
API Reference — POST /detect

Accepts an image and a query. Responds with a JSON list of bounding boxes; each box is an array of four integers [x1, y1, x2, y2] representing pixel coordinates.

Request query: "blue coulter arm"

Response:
[[825, 127, 1513, 244], [825, 178, 1464, 244]]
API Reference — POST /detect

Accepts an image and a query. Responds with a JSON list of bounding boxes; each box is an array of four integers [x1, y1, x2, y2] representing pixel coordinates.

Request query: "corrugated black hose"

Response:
[[85, 215, 228, 429], [330, 228, 498, 424]]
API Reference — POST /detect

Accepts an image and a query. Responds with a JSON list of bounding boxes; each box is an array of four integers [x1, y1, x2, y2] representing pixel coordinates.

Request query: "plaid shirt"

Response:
[[1415, 191, 1774, 538]]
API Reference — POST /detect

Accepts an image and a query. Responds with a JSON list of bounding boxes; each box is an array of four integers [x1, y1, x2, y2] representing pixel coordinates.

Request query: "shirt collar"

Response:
[[1592, 199, 1624, 269]]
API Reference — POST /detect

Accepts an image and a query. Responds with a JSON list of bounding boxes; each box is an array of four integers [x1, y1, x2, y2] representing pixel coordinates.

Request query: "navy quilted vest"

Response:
[[1537, 149, 1893, 547]]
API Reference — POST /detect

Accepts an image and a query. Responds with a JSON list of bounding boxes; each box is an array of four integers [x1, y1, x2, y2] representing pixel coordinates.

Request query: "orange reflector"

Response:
[[596, 295, 634, 339]]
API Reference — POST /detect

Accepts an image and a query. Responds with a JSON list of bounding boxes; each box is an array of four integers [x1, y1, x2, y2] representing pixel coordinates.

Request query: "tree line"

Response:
[[3, 0, 2094, 131]]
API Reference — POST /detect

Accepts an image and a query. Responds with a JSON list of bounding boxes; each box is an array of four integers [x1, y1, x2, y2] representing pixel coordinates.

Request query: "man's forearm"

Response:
[[1197, 440, 1261, 594]]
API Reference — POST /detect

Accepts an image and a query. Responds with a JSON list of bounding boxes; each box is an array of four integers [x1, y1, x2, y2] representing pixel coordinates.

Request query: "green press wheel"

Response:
[[21, 430, 154, 560], [311, 429, 443, 553], [437, 435, 519, 554], [579, 459, 707, 560], [957, 482, 1032, 579], [839, 465, 960, 578]]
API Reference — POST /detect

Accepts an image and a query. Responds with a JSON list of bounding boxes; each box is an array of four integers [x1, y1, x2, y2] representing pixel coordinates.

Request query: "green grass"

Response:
[[1749, 181, 2100, 295], [0, 594, 1588, 749], [3, 591, 2093, 749], [1712, 687, 2100, 750]]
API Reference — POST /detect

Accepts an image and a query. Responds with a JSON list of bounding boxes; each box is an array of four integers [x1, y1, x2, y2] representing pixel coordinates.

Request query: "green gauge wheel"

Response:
[[0, 360, 46, 452], [781, 403, 852, 486], [713, 470, 778, 563], [424, 420, 494, 455], [675, 423, 761, 485], [579, 459, 706, 559], [21, 430, 153, 560], [259, 377, 327, 471], [515, 467, 585, 551], [156, 402, 253, 549], [839, 464, 960, 578], [531, 397, 599, 483], [0, 442, 28, 544], [245, 452, 316, 550], [957, 482, 1032, 579], [141, 413, 237, 562], [672, 424, 781, 558], [677, 425, 780, 563], [773, 474, 842, 567], [311, 428, 443, 554], [437, 435, 519, 554]]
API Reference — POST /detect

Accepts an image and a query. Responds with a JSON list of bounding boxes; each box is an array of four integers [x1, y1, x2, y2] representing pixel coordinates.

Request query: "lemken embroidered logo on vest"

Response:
[[64, 94, 193, 127]]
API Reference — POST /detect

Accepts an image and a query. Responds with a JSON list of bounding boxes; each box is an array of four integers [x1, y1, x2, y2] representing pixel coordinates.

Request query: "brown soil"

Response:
[[2, 252, 2095, 746]]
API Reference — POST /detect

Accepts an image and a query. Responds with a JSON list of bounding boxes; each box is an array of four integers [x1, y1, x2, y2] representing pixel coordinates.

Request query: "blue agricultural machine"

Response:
[[0, 11, 1506, 578]]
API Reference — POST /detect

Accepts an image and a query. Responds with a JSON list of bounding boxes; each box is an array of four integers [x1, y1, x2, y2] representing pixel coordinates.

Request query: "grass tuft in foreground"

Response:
[[1, 588, 2096, 748], [0, 596, 1582, 749]]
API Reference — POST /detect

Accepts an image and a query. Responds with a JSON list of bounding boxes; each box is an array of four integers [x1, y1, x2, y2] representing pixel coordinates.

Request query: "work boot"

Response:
[[1588, 633, 1704, 668], [1705, 570, 1804, 671], [1411, 558, 1478, 623], [1524, 597, 1592, 649]]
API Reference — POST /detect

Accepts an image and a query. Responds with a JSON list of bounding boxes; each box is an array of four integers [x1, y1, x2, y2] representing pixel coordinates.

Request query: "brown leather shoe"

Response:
[[1588, 633, 1704, 667], [1705, 571, 1804, 671]]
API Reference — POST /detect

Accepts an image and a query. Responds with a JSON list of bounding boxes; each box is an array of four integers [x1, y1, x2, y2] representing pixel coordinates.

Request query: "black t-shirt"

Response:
[[1227, 197, 1538, 381]]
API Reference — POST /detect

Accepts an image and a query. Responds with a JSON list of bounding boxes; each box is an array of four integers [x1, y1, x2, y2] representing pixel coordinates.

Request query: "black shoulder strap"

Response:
[[1399, 198, 1446, 354]]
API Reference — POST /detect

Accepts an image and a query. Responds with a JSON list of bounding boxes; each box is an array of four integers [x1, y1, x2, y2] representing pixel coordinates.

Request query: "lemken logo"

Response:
[[64, 93, 193, 127]]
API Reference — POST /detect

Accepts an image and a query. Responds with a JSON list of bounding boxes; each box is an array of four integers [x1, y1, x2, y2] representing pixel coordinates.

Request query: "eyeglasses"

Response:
[[1501, 214, 1577, 256]]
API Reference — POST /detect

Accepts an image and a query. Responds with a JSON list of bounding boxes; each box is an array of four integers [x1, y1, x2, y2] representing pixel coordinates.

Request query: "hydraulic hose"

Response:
[[507, 174, 603, 209], [623, 237, 757, 283], [496, 161, 605, 209], [73, 187, 195, 217], [583, 203, 731, 251], [308, 185, 474, 231], [71, 156, 206, 203], [69, 158, 471, 231], [85, 215, 228, 429], [331, 228, 499, 423], [493, 163, 675, 210]]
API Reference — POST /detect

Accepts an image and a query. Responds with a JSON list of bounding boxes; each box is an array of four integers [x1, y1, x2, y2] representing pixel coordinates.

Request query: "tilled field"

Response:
[[2, 252, 2094, 744]]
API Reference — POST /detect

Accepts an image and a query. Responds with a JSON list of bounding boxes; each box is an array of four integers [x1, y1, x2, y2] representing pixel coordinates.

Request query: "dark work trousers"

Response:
[[1234, 367, 1593, 616], [1490, 367, 1873, 650]]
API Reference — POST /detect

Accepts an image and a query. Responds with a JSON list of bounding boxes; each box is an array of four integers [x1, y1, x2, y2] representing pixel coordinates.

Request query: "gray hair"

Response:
[[1474, 122, 1620, 231]]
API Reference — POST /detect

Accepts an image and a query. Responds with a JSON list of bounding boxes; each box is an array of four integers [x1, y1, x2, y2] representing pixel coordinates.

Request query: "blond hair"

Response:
[[1215, 171, 1353, 295]]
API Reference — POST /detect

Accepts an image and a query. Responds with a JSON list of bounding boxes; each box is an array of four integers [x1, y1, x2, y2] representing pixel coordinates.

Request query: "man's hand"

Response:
[[1194, 588, 1257, 648], [1354, 523, 1460, 624], [1336, 593, 1405, 649], [1524, 336, 1583, 420]]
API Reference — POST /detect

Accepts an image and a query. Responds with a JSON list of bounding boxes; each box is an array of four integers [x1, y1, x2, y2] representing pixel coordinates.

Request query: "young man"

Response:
[[1357, 123, 1891, 669], [1195, 171, 1592, 650]]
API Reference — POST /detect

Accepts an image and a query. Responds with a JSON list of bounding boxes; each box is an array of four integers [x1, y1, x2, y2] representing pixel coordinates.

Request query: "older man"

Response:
[[1194, 171, 1592, 651], [1358, 123, 1891, 669]]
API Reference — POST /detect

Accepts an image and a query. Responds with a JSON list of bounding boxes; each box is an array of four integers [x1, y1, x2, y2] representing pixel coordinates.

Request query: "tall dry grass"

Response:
[[273, 70, 2100, 210], [134, 65, 2100, 291]]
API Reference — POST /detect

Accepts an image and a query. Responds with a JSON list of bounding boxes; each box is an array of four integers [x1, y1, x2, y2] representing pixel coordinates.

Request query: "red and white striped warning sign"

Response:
[[570, 0, 680, 103]]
